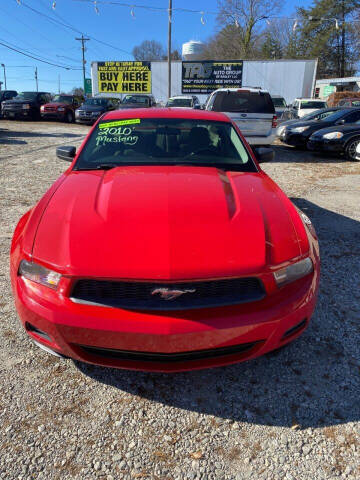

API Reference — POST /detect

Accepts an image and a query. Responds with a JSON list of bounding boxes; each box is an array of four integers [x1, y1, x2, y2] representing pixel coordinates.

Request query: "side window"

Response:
[[344, 111, 360, 123], [206, 94, 215, 110]]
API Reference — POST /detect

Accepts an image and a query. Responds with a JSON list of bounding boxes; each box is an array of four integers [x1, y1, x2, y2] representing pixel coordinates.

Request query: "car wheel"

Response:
[[345, 137, 360, 161], [66, 111, 74, 123]]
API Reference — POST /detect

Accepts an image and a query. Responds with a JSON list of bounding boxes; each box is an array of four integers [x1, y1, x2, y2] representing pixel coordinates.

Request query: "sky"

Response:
[[0, 0, 313, 93]]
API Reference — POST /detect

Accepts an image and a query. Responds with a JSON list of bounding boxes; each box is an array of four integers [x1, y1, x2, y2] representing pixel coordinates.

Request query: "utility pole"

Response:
[[1, 64, 6, 90], [167, 0, 172, 99], [58, 74, 61, 94], [75, 35, 90, 92], [35, 67, 38, 92], [340, 0, 345, 78]]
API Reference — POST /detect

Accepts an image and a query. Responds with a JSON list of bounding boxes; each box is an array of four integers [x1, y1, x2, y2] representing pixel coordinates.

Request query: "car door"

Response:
[[342, 110, 360, 124]]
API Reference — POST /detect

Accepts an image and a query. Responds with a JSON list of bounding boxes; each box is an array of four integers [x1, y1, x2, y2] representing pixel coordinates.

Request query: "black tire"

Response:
[[65, 111, 74, 123], [345, 137, 360, 161]]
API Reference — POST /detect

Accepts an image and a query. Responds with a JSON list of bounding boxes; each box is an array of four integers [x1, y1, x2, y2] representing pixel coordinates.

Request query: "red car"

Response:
[[10, 109, 320, 372], [40, 94, 84, 123]]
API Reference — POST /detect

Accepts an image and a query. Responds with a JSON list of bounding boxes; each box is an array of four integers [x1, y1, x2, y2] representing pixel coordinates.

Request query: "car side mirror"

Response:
[[254, 147, 275, 164], [56, 146, 76, 161]]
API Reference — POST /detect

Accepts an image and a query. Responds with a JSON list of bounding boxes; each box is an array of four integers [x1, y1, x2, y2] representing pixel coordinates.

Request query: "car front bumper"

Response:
[[280, 131, 309, 147], [12, 261, 319, 372], [2, 109, 35, 119], [307, 138, 344, 153], [40, 112, 66, 121]]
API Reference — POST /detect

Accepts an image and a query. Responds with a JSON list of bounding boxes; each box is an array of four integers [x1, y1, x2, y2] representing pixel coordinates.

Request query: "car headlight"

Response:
[[22, 104, 31, 110], [290, 126, 309, 133], [273, 258, 313, 287], [40, 105, 45, 111], [18, 260, 61, 290], [322, 131, 343, 140], [57, 107, 65, 112], [277, 126, 286, 135]]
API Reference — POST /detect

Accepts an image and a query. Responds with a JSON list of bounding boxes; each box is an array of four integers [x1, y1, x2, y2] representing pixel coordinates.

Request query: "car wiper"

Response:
[[76, 164, 119, 171]]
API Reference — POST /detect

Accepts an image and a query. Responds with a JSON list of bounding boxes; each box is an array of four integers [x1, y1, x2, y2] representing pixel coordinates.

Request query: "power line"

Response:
[[18, 0, 132, 56], [0, 38, 80, 70]]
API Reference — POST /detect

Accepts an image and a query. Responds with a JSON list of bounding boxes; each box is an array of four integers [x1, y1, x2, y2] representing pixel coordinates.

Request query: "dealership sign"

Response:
[[182, 61, 243, 94], [97, 61, 151, 94]]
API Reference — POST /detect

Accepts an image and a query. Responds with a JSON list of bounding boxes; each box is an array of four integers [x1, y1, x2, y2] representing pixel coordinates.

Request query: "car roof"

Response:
[[103, 108, 230, 122], [213, 87, 269, 94], [169, 95, 193, 99], [271, 94, 285, 98]]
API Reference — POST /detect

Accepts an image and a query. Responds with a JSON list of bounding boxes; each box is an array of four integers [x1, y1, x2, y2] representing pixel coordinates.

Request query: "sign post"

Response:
[[84, 78, 92, 96]]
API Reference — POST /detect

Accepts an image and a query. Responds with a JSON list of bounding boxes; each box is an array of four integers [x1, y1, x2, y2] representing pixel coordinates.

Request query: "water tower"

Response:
[[182, 40, 204, 60]]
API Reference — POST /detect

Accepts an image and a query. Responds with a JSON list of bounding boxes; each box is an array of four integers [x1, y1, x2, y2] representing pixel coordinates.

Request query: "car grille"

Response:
[[44, 106, 56, 112], [70, 277, 265, 310], [77, 341, 263, 363], [77, 110, 93, 118], [3, 103, 22, 111]]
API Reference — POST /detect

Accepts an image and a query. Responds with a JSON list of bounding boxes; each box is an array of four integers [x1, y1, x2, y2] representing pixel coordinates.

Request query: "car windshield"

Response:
[[351, 101, 360, 106], [52, 95, 73, 104], [272, 98, 286, 107], [167, 98, 192, 107], [300, 101, 327, 109], [75, 118, 256, 172], [212, 91, 275, 114], [301, 109, 337, 121], [84, 98, 109, 106], [15, 92, 38, 101], [122, 95, 149, 105], [321, 110, 349, 122]]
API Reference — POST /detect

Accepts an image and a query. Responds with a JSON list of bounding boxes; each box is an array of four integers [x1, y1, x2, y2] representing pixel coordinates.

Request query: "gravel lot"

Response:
[[0, 120, 359, 480]]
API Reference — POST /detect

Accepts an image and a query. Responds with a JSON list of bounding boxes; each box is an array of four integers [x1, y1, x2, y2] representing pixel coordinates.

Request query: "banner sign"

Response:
[[97, 61, 151, 94], [84, 78, 92, 96], [182, 61, 243, 94]]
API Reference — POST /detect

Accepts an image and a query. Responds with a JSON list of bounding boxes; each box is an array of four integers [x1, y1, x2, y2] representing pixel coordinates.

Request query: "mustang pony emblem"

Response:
[[151, 287, 196, 300]]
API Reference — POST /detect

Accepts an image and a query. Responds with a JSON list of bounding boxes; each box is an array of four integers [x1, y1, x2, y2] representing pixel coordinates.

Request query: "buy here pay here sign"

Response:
[[97, 61, 151, 94]]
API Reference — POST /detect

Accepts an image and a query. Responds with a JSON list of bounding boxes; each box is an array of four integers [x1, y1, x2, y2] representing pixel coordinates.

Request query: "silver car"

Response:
[[204, 88, 277, 146]]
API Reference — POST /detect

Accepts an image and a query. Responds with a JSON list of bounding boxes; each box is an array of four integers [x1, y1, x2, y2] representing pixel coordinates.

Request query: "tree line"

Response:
[[132, 0, 360, 79]]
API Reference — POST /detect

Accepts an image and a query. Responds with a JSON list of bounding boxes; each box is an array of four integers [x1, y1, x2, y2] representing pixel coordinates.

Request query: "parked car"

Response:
[[0, 90, 17, 117], [337, 98, 360, 108], [280, 108, 360, 148], [118, 94, 156, 109], [40, 94, 84, 123], [75, 97, 119, 124], [204, 87, 277, 146], [10, 108, 319, 372], [166, 95, 201, 109], [271, 95, 287, 120], [307, 121, 360, 160], [2, 91, 51, 120], [284, 98, 328, 120], [276, 107, 342, 138]]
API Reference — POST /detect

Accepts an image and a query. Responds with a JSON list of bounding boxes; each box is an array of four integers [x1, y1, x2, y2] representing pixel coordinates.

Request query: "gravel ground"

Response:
[[0, 120, 359, 480]]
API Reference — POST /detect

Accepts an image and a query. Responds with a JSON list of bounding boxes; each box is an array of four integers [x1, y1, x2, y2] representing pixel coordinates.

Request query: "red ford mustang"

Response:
[[10, 108, 320, 372]]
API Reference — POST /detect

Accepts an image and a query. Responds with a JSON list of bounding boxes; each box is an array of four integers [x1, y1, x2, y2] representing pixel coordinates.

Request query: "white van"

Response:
[[204, 88, 277, 146], [288, 98, 328, 119]]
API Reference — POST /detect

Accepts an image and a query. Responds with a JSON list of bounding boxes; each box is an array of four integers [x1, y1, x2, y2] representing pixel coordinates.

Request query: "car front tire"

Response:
[[345, 137, 360, 161]]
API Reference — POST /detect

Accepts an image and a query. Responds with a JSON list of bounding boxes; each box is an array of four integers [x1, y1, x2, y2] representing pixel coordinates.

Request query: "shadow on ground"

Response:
[[75, 199, 360, 429], [0, 127, 83, 146], [271, 144, 354, 163]]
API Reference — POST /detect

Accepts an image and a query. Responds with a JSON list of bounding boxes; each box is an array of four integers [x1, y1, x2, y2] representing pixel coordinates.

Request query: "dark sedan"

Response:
[[75, 97, 119, 124], [307, 123, 360, 160], [118, 94, 156, 109], [280, 108, 360, 148], [276, 107, 341, 138]]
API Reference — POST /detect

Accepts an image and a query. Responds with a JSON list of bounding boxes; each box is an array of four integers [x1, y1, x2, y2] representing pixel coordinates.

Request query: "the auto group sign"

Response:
[[97, 61, 151, 94], [182, 61, 243, 94]]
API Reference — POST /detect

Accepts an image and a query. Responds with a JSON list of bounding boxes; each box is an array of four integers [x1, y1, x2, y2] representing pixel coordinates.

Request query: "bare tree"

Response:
[[132, 40, 166, 61], [217, 0, 281, 58]]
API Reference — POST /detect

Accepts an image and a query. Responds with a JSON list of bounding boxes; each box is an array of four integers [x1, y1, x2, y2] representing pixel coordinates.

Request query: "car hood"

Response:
[[298, 108, 322, 117], [78, 104, 105, 112], [44, 102, 68, 108], [287, 120, 331, 129], [311, 124, 360, 135], [32, 167, 308, 279], [3, 99, 35, 105]]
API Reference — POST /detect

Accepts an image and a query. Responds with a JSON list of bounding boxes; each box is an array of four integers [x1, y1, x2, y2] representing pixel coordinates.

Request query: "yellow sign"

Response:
[[97, 61, 151, 94], [99, 119, 141, 129]]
